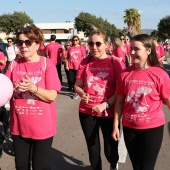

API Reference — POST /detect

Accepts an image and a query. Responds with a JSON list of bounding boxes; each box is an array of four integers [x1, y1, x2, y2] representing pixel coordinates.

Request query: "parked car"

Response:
[[0, 42, 8, 55]]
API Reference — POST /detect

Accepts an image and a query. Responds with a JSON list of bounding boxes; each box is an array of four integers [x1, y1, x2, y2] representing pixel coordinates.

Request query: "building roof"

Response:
[[35, 22, 75, 30]]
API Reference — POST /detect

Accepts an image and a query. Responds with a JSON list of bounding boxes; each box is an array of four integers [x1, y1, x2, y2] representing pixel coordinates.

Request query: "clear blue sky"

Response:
[[1, 0, 170, 29]]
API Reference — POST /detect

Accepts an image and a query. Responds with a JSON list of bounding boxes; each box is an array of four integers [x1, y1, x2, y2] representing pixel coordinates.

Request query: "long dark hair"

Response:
[[131, 34, 162, 68]]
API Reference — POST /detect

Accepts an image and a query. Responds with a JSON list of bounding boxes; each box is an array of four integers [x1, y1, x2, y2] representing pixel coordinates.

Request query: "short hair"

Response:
[[16, 24, 44, 44], [7, 37, 13, 42], [50, 35, 56, 41]]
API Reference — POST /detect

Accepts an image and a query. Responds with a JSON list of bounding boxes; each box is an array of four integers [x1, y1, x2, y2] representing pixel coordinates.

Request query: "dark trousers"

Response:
[[123, 125, 164, 170], [68, 69, 77, 92], [13, 135, 53, 170], [56, 64, 62, 85], [79, 112, 119, 170]]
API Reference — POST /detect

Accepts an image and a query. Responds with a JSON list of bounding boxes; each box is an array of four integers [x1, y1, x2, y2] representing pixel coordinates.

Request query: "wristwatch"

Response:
[[106, 100, 110, 109]]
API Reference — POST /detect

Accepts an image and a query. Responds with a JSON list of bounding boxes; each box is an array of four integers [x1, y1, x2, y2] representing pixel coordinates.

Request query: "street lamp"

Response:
[[19, 2, 22, 12]]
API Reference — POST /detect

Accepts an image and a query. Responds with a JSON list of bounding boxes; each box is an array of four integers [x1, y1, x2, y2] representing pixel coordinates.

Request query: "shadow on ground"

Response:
[[50, 148, 91, 170]]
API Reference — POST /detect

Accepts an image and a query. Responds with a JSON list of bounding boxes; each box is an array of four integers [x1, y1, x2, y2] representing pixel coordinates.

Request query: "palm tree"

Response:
[[123, 8, 141, 37]]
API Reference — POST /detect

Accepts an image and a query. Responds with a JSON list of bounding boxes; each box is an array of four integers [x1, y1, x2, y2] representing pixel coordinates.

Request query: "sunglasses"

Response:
[[17, 40, 33, 47], [8, 41, 12, 43], [88, 41, 102, 47], [73, 39, 78, 42], [120, 38, 125, 40]]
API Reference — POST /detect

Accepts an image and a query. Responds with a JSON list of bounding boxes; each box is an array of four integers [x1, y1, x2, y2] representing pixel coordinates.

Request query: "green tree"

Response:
[[157, 16, 170, 41], [123, 8, 141, 36], [0, 11, 33, 35], [74, 12, 119, 38]]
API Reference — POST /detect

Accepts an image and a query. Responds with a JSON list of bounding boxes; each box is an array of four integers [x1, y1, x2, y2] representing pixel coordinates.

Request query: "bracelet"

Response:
[[105, 100, 110, 109], [32, 85, 38, 96]]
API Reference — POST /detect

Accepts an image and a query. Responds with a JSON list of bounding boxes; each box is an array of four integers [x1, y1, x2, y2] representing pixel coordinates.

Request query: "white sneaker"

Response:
[[110, 163, 118, 170], [72, 93, 79, 99]]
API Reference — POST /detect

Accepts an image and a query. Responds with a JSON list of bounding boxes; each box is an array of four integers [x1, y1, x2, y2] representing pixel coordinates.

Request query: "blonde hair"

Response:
[[112, 36, 125, 53]]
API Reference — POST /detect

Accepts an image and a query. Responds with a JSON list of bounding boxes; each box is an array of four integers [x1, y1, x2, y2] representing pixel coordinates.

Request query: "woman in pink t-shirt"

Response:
[[66, 35, 86, 99], [152, 35, 165, 66], [0, 46, 6, 73], [5, 24, 61, 170], [112, 34, 170, 170], [75, 29, 123, 170], [112, 36, 126, 69]]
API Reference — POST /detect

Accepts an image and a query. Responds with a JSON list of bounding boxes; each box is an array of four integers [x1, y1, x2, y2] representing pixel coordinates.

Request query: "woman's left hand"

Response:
[[18, 74, 34, 92], [92, 103, 105, 114]]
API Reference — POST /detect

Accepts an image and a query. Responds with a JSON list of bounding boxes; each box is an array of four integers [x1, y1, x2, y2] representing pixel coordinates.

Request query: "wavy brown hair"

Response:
[[16, 24, 44, 44]]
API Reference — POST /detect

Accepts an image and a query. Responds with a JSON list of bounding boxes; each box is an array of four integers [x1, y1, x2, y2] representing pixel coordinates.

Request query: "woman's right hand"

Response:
[[112, 126, 120, 141], [81, 93, 90, 104]]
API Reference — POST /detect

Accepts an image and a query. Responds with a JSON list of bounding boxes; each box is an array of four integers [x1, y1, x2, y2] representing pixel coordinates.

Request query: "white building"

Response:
[[0, 22, 88, 44]]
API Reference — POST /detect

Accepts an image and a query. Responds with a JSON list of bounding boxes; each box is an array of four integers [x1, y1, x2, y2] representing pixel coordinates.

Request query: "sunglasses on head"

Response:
[[88, 41, 102, 47], [17, 39, 33, 47]]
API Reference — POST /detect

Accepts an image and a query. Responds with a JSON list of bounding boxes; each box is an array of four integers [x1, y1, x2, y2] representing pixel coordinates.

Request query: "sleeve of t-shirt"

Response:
[[113, 59, 124, 80], [76, 58, 88, 79], [115, 74, 125, 95], [45, 45, 49, 53], [160, 45, 165, 56], [160, 71, 170, 99], [117, 47, 125, 58], [0, 52, 5, 60], [81, 46, 86, 57], [45, 59, 61, 92]]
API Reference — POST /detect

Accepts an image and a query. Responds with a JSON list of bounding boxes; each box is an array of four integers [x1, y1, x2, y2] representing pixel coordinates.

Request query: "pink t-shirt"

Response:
[[125, 44, 130, 56], [155, 45, 165, 59], [116, 65, 170, 129], [5, 57, 61, 139], [45, 42, 63, 65], [113, 46, 126, 68], [0, 51, 6, 69], [68, 46, 86, 70], [76, 56, 123, 117]]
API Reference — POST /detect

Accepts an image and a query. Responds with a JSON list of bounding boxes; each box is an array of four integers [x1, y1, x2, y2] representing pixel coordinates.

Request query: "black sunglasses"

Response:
[[88, 41, 102, 47], [120, 38, 125, 40], [73, 39, 78, 42], [17, 40, 33, 47], [8, 41, 12, 43]]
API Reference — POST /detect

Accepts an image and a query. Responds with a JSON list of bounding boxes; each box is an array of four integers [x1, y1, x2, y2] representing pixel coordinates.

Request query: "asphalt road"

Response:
[[0, 64, 170, 170]]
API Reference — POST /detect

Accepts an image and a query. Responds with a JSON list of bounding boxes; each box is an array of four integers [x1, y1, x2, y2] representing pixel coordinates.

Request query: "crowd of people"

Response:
[[0, 23, 170, 170]]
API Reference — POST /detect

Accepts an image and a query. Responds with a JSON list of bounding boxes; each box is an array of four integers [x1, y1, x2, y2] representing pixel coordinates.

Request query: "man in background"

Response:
[[45, 35, 64, 85]]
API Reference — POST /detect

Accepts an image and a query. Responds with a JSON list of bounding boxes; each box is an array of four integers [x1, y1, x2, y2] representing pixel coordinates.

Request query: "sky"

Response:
[[1, 0, 170, 30]]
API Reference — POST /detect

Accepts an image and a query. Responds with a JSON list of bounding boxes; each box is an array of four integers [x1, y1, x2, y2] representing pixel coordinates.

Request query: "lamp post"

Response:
[[19, 2, 22, 12]]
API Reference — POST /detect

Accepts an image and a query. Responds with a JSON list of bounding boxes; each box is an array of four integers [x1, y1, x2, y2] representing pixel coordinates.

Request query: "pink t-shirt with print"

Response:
[[5, 57, 61, 139], [0, 51, 6, 69], [113, 46, 126, 68], [68, 46, 86, 70], [76, 56, 123, 117], [116, 65, 170, 129], [155, 45, 165, 59], [45, 42, 63, 65]]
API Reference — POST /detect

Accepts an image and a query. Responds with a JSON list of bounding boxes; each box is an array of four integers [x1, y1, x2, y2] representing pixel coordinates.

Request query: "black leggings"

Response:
[[123, 125, 164, 170], [79, 112, 119, 170], [68, 69, 77, 92], [13, 135, 53, 170], [56, 64, 62, 85]]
